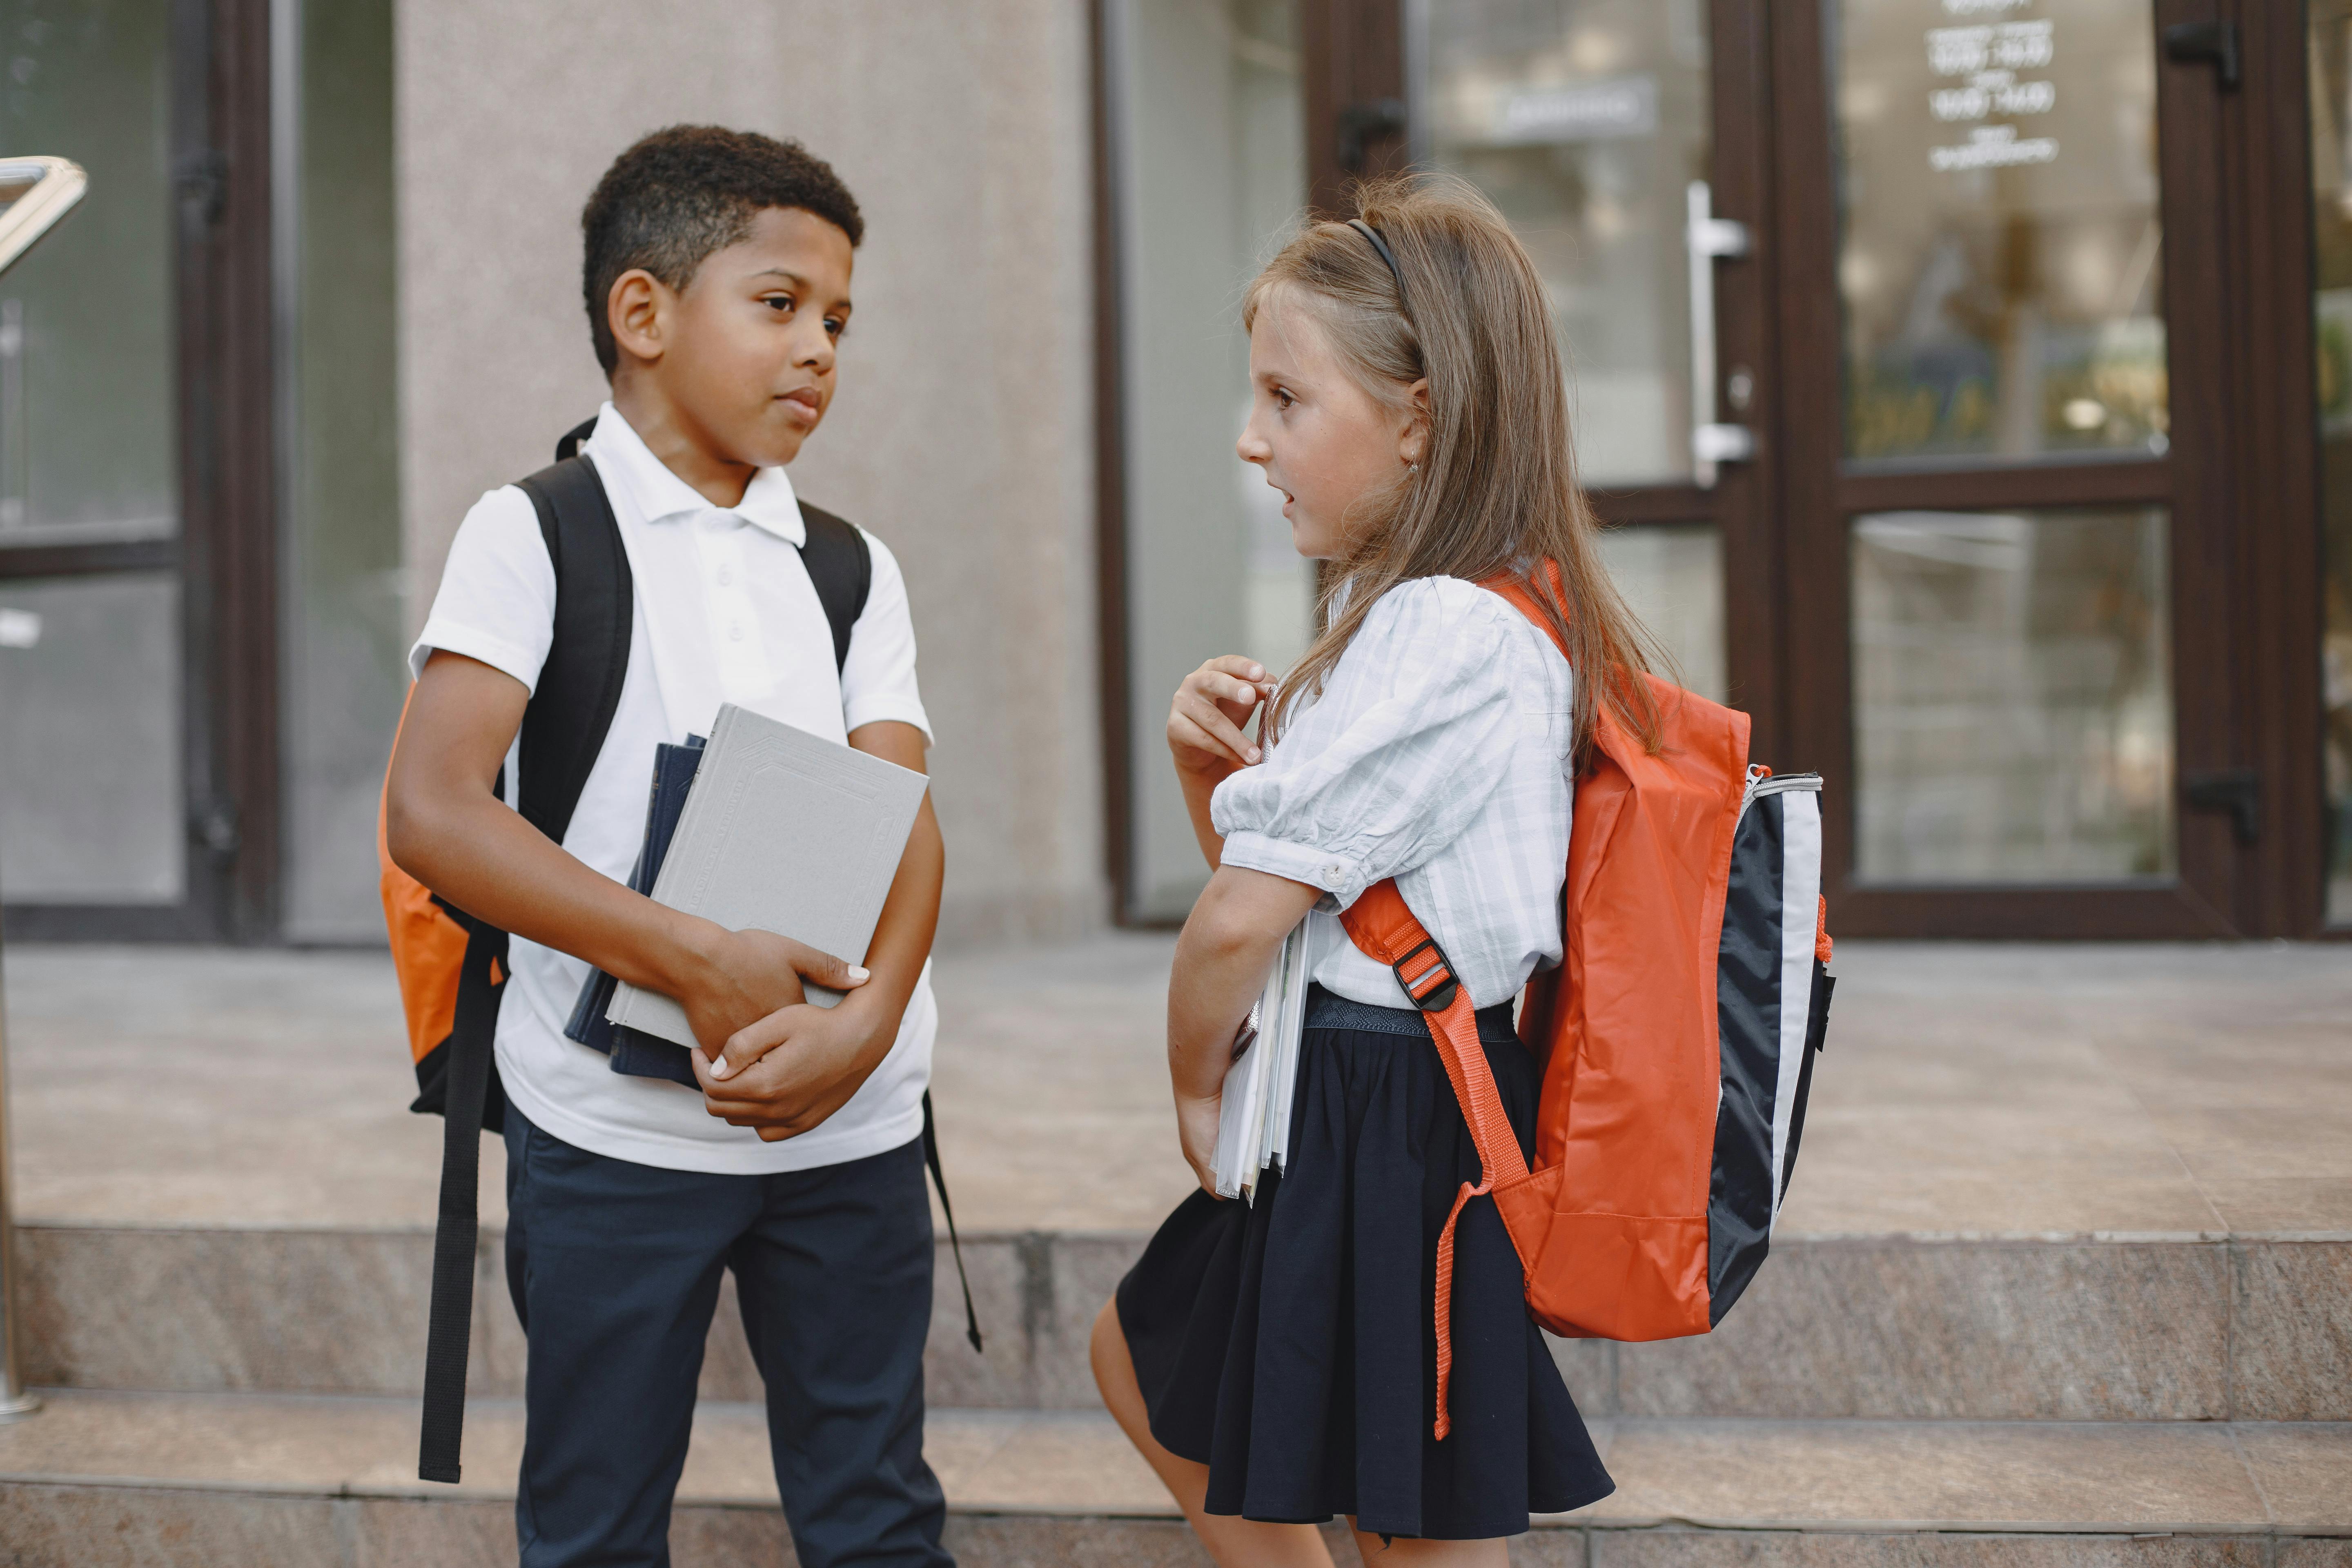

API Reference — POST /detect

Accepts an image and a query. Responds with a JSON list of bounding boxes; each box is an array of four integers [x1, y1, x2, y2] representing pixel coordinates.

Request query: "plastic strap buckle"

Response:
[[1391, 937, 1460, 1013]]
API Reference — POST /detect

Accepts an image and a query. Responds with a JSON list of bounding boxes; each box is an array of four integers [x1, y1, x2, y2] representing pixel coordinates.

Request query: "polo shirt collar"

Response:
[[582, 401, 805, 546]]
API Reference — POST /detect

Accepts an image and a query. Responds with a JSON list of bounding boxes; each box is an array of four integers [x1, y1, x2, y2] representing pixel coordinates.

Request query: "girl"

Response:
[[1090, 176, 1666, 1564]]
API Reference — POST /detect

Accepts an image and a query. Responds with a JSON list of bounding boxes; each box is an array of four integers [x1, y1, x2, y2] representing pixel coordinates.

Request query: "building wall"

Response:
[[393, 0, 1108, 944], [280, 0, 408, 942]]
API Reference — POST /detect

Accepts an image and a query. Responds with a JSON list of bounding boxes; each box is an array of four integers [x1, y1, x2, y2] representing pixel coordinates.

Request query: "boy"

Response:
[[386, 127, 951, 1568]]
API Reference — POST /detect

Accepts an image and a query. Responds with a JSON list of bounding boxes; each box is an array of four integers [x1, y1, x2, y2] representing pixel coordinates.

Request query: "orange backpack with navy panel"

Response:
[[1338, 568, 1834, 1438]]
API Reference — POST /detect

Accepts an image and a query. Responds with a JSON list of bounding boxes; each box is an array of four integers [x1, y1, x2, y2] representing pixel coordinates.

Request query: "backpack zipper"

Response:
[[1738, 767, 1824, 824]]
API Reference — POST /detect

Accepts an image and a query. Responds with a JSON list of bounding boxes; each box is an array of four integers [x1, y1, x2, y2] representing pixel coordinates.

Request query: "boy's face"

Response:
[[621, 206, 856, 468]]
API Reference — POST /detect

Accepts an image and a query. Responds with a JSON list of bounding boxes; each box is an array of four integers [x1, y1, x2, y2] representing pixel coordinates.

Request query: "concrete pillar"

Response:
[[394, 0, 1109, 944]]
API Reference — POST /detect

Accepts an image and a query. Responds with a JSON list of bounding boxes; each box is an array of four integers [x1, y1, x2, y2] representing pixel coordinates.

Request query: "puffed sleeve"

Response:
[[1210, 577, 1528, 911]]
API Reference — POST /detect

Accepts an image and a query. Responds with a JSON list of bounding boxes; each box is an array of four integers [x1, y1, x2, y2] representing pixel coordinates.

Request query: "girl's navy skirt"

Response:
[[1115, 985, 1615, 1541]]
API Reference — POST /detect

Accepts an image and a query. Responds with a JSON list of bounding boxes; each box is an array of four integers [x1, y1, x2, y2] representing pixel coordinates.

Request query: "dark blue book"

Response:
[[564, 734, 706, 1088]]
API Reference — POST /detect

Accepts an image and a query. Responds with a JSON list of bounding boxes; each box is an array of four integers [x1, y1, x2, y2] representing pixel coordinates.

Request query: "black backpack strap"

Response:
[[923, 1091, 984, 1354], [797, 504, 974, 1352], [419, 442, 633, 1484], [555, 416, 598, 462], [419, 922, 505, 1483], [795, 501, 871, 674], [514, 454, 634, 844]]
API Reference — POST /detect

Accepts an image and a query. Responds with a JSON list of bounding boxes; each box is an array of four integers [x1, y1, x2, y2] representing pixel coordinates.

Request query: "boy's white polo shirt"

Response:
[[410, 404, 936, 1174]]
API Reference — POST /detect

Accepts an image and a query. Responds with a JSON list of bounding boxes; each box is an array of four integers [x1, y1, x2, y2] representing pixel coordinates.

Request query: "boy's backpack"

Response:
[[378, 419, 973, 1485], [1337, 566, 1834, 1441]]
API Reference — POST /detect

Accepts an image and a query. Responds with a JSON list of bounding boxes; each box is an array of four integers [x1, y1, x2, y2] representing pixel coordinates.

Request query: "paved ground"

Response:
[[3, 935, 2348, 1238]]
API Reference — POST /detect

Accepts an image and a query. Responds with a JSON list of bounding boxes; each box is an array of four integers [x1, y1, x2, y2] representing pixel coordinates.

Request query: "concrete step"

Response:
[[17, 1220, 2352, 1422], [0, 1390, 2343, 1566]]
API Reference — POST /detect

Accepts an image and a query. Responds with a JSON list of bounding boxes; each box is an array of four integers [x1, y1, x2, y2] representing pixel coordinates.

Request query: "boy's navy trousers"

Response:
[[502, 1105, 952, 1568]]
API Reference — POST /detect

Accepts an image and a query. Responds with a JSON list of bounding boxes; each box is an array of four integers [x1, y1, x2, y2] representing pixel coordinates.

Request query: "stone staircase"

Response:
[[4, 1222, 2349, 1564], [0, 938, 2347, 1564]]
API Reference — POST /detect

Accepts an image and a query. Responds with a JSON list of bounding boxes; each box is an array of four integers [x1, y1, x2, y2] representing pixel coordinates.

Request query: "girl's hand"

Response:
[[1175, 1088, 1226, 1196], [1168, 656, 1274, 779]]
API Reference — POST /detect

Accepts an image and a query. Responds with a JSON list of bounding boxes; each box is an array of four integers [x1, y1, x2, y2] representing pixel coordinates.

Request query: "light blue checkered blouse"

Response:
[[1212, 575, 1577, 1012]]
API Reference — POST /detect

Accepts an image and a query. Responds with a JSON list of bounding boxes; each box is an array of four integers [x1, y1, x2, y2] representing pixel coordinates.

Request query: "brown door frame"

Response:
[[2239, 2, 2335, 938], [0, 0, 278, 943], [1301, 0, 1412, 216]]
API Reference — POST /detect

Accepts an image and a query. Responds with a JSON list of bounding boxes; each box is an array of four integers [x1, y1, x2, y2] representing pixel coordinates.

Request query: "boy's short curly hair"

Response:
[[581, 125, 864, 375]]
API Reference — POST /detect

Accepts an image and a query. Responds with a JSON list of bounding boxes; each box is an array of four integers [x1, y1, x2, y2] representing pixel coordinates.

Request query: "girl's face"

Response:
[[1236, 291, 1424, 560]]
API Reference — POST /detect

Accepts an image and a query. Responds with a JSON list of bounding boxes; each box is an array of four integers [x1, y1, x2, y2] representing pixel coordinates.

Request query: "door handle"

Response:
[[1686, 181, 1754, 488], [2181, 768, 2261, 846], [2162, 20, 2240, 91]]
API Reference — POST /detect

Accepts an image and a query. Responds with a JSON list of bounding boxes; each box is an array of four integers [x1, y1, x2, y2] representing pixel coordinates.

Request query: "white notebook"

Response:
[[1211, 915, 1326, 1202], [605, 704, 928, 1048]]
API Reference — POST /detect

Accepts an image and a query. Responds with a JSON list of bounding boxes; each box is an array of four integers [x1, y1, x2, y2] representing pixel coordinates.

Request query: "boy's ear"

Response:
[[608, 268, 670, 368]]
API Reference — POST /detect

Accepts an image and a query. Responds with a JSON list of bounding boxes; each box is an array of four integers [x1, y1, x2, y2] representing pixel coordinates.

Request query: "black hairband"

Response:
[[1347, 219, 1412, 318]]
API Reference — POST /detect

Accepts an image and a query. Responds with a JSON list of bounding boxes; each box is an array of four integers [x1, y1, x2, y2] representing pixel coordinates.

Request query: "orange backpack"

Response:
[[1339, 570, 1833, 1439]]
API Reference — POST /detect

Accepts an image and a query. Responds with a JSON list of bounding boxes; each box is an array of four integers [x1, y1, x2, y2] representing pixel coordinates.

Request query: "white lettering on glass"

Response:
[[1929, 124, 2059, 171], [1926, 9, 2057, 171], [1927, 20, 2055, 76], [1931, 76, 2056, 120], [1487, 76, 1658, 145]]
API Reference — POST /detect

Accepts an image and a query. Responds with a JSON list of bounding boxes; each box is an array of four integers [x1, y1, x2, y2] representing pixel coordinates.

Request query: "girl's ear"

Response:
[[1399, 378, 1432, 468]]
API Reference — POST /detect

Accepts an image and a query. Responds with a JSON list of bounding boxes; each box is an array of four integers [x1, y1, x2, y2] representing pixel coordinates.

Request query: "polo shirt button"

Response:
[[717, 566, 734, 586], [728, 622, 744, 641]]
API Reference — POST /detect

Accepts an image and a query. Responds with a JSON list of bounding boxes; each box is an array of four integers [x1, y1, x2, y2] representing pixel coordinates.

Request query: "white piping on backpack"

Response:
[[1738, 766, 1823, 826]]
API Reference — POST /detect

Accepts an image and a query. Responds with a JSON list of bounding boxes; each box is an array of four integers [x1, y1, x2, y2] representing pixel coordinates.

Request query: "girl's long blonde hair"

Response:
[[1251, 174, 1664, 762]]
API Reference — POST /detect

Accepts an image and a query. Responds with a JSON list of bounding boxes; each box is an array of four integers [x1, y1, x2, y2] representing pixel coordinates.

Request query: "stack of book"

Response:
[[1210, 916, 1323, 1202], [564, 703, 927, 1082]]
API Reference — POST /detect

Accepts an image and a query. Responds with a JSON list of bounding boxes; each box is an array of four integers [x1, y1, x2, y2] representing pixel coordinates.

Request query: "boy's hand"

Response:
[[679, 928, 868, 1058], [691, 998, 891, 1141], [1168, 656, 1274, 779]]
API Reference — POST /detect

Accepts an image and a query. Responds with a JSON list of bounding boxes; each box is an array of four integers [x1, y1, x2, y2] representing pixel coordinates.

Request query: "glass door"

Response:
[[0, 0, 275, 940], [0, 0, 192, 930], [1105, 0, 1313, 921], [1776, 0, 2249, 935], [1410, 0, 1785, 748]]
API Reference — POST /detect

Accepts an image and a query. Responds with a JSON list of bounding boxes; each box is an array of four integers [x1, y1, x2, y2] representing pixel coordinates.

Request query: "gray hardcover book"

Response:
[[605, 704, 927, 1049]]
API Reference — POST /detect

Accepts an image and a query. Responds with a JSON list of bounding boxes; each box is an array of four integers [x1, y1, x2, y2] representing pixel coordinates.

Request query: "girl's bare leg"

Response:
[[1090, 1298, 1336, 1568], [1348, 1524, 1510, 1566]]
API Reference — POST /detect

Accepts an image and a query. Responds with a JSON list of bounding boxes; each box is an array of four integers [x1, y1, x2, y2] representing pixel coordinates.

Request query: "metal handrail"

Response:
[[0, 158, 84, 277], [0, 904, 35, 1421]]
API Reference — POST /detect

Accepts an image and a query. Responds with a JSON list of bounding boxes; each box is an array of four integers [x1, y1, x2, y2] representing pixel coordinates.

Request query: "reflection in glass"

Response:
[[1113, 0, 1308, 919], [1852, 508, 2172, 883], [0, 574, 183, 902], [1833, 0, 2165, 467], [1596, 523, 1724, 702], [1422, 0, 1711, 486], [0, 0, 177, 544], [2308, 2, 2352, 924]]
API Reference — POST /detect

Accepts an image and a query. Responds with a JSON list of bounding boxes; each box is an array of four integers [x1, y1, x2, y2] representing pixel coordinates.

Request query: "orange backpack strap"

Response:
[[1339, 879, 1529, 1441]]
